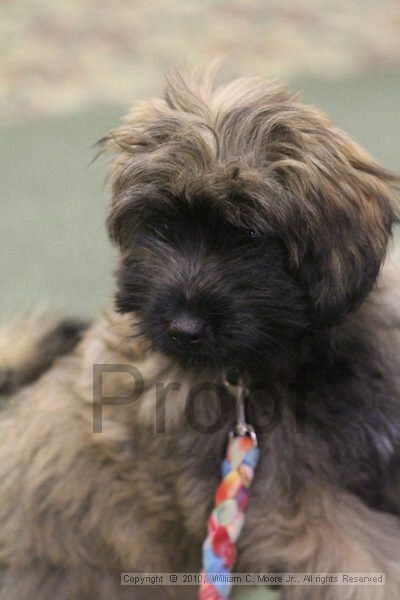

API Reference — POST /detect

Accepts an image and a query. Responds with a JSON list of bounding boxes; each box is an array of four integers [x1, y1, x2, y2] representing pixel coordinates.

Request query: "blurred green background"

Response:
[[1, 2, 400, 598]]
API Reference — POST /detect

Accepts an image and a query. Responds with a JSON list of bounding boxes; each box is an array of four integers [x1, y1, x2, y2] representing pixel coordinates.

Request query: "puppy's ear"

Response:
[[292, 131, 399, 323]]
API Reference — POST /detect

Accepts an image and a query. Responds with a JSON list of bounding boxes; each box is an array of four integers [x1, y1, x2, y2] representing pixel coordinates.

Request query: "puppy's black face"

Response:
[[115, 195, 310, 370]]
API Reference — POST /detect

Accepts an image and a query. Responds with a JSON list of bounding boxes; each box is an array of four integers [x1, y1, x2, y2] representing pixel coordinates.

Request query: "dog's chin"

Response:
[[153, 340, 230, 370], [168, 351, 220, 370], [145, 332, 259, 371]]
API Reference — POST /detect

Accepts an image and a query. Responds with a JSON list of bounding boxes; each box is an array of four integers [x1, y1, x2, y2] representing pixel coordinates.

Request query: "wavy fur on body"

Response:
[[0, 312, 87, 395], [0, 67, 400, 599]]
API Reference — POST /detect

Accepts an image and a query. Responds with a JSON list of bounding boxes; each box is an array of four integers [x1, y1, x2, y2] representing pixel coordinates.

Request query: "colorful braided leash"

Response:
[[199, 371, 260, 600]]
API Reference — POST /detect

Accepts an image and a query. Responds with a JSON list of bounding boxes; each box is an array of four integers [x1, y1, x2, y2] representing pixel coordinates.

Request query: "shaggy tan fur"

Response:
[[0, 68, 399, 599], [106, 66, 398, 320], [0, 312, 85, 394]]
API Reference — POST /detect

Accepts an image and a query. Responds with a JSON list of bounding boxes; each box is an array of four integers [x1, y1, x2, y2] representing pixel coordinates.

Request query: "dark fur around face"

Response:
[[115, 200, 308, 369], [103, 66, 399, 370]]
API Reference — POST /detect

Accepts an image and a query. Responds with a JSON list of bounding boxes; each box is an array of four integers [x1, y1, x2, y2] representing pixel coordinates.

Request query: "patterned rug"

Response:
[[2, 0, 400, 123]]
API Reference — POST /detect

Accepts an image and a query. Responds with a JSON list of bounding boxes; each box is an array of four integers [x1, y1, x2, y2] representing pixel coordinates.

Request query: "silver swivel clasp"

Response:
[[223, 368, 258, 446]]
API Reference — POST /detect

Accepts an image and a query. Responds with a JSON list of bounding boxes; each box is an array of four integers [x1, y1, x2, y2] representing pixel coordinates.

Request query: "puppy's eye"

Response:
[[245, 229, 258, 241]]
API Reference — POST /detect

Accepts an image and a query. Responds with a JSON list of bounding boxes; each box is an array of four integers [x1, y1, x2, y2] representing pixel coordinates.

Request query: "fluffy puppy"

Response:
[[0, 67, 400, 600]]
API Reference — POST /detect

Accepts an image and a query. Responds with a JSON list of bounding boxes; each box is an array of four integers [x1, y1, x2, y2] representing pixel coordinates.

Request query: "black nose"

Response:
[[168, 312, 207, 344]]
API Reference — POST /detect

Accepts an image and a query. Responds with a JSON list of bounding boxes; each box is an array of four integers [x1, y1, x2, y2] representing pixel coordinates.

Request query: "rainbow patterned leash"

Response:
[[199, 372, 260, 600]]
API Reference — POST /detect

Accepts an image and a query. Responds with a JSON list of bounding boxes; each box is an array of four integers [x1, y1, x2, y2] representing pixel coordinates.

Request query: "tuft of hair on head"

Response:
[[101, 63, 400, 324], [164, 59, 223, 122]]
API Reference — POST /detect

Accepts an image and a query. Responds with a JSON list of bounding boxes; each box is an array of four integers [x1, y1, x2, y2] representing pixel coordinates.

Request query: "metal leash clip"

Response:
[[223, 368, 258, 447]]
